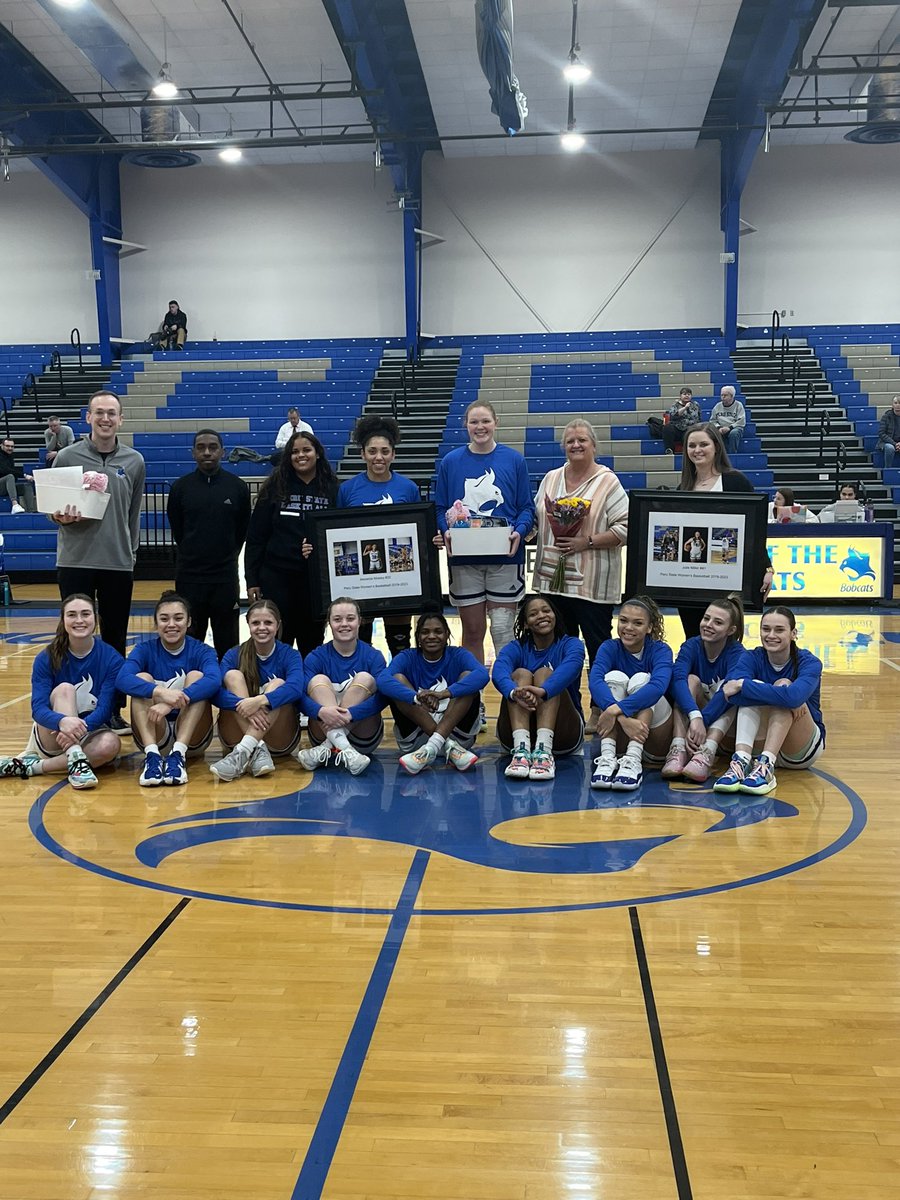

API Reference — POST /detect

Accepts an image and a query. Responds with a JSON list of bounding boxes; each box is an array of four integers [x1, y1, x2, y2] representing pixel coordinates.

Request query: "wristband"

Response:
[[689, 709, 703, 721]]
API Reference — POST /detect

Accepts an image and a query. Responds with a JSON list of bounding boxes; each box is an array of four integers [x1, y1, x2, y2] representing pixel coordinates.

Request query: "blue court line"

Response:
[[290, 848, 431, 1200]]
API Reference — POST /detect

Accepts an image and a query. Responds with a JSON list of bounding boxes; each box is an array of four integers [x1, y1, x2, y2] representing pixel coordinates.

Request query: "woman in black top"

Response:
[[675, 423, 773, 638], [245, 431, 338, 655]]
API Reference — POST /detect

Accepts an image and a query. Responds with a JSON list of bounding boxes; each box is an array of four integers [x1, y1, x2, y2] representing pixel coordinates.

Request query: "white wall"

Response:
[[739, 143, 900, 328], [0, 168, 97, 342], [421, 145, 724, 335], [119, 161, 404, 340]]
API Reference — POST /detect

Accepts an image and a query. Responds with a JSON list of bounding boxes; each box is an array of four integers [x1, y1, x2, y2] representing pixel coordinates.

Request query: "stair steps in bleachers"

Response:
[[2, 355, 114, 460], [731, 341, 900, 565], [337, 350, 461, 490]]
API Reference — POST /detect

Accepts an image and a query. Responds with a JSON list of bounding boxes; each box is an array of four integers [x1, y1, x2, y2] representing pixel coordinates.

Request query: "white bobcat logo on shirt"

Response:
[[424, 675, 451, 716], [462, 469, 503, 516], [364, 494, 395, 506], [333, 673, 356, 701], [162, 669, 188, 691], [75, 673, 97, 714]]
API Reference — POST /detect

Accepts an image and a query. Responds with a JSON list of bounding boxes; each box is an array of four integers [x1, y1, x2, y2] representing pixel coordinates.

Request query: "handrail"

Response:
[[817, 408, 831, 465], [778, 333, 790, 381], [833, 441, 847, 482], [802, 381, 816, 434], [70, 327, 84, 375], [50, 350, 66, 398], [0, 396, 9, 441], [24, 372, 41, 423], [789, 355, 800, 406], [769, 309, 781, 357]]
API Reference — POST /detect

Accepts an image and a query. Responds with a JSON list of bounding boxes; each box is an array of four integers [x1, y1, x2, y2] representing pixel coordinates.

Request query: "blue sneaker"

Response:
[[590, 753, 618, 790], [139, 751, 164, 787], [163, 750, 188, 786], [740, 757, 777, 796], [713, 755, 750, 794]]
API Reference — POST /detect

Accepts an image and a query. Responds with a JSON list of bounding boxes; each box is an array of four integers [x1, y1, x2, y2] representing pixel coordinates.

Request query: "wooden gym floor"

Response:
[[0, 587, 897, 1200]]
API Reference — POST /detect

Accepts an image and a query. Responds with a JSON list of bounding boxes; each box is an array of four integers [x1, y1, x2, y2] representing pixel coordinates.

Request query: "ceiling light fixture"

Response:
[[562, 1, 590, 84], [561, 126, 585, 152], [152, 65, 178, 100], [219, 145, 243, 163], [52, 0, 84, 8]]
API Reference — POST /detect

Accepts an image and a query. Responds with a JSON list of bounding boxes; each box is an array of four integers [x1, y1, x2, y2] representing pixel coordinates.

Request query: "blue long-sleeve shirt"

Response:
[[31, 638, 125, 733], [217, 641, 305, 711], [703, 646, 825, 736], [492, 635, 585, 711], [434, 443, 535, 564], [378, 646, 489, 706], [589, 638, 673, 715], [670, 637, 745, 721], [302, 640, 387, 722], [116, 636, 220, 704]]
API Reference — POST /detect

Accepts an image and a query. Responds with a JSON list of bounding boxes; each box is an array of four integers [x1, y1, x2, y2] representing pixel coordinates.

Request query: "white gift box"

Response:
[[446, 525, 512, 558], [33, 467, 111, 520]]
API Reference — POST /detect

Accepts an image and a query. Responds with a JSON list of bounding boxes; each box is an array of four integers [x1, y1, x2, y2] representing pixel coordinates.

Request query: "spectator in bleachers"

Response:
[[709, 385, 746, 455], [647, 387, 700, 453], [275, 407, 313, 450], [160, 300, 187, 351], [52, 390, 146, 734], [44, 415, 74, 464], [0, 437, 36, 513], [244, 430, 338, 656], [767, 487, 819, 524], [876, 394, 900, 470], [533, 419, 628, 734], [818, 482, 868, 523], [166, 429, 251, 658]]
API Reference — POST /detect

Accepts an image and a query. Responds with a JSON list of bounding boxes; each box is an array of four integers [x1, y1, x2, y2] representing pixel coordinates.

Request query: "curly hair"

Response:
[[354, 414, 401, 449], [513, 593, 568, 643], [619, 595, 665, 642]]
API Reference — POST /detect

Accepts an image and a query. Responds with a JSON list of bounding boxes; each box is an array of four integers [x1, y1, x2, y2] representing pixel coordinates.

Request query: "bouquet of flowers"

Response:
[[82, 471, 109, 493], [544, 495, 592, 590]]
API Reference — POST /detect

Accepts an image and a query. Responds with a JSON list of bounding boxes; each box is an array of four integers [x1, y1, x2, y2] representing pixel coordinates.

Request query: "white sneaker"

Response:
[[296, 742, 332, 771], [528, 748, 556, 781], [611, 753, 643, 791], [334, 745, 370, 776], [250, 742, 276, 777], [210, 744, 253, 782], [10, 503, 25, 514], [67, 752, 98, 790], [445, 737, 477, 772], [590, 753, 618, 790], [504, 748, 532, 780], [399, 742, 437, 775]]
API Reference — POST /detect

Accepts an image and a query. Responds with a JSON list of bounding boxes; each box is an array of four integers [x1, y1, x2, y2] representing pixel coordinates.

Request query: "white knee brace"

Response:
[[488, 606, 516, 655]]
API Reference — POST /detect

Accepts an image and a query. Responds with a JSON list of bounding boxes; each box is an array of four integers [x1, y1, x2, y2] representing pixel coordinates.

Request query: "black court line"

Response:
[[629, 905, 693, 1200], [0, 897, 191, 1125]]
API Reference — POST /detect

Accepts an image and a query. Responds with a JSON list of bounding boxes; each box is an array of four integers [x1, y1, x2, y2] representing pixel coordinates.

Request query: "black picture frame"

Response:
[[305, 502, 442, 619], [624, 489, 770, 611]]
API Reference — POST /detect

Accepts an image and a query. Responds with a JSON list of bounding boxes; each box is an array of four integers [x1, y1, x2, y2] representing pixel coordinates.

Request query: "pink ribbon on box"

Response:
[[82, 471, 109, 493]]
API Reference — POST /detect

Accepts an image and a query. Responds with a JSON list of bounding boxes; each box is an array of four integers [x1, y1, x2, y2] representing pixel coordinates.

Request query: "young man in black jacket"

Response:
[[876, 395, 900, 470], [167, 429, 251, 657]]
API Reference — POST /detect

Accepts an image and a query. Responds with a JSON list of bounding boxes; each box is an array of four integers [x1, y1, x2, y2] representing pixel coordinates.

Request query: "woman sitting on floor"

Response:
[[0, 593, 123, 789], [296, 597, 386, 776], [378, 607, 488, 776], [492, 593, 585, 782], [712, 605, 825, 797], [117, 591, 219, 787], [211, 599, 305, 782], [662, 593, 745, 783], [588, 596, 674, 792]]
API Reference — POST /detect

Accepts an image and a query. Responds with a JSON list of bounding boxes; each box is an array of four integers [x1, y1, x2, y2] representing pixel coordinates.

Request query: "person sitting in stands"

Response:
[[228, 406, 313, 466], [709, 386, 747, 455], [0, 437, 36, 513], [160, 300, 187, 351], [876, 395, 900, 470], [44, 415, 75, 464], [767, 487, 819, 523], [647, 387, 701, 454], [818, 482, 868, 523]]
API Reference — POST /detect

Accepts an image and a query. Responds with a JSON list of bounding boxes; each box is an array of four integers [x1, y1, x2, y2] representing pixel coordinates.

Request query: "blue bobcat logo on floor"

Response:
[[134, 758, 798, 876], [839, 548, 876, 581]]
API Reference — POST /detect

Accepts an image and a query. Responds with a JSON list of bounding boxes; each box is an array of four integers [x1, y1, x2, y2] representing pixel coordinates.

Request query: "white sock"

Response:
[[669, 737, 686, 752], [701, 739, 718, 757], [535, 727, 554, 753], [512, 728, 530, 752], [66, 745, 83, 763], [625, 740, 643, 761], [427, 732, 445, 753], [28, 758, 44, 775], [173, 741, 188, 757], [600, 736, 617, 759], [145, 743, 160, 756], [238, 734, 258, 754], [327, 729, 351, 751]]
